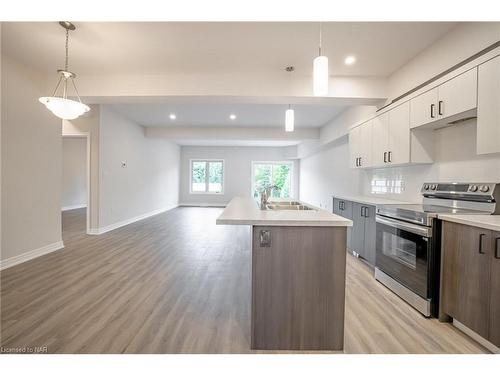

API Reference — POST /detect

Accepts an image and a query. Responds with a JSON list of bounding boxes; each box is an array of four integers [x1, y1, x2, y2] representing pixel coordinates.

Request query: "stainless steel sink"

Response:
[[265, 202, 315, 210]]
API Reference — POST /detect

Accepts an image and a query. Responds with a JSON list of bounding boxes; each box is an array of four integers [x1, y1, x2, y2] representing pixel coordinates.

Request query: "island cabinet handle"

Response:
[[495, 237, 500, 259], [479, 233, 486, 254]]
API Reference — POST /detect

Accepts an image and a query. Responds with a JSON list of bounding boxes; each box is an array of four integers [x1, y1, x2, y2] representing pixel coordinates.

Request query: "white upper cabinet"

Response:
[[371, 102, 411, 167], [349, 125, 361, 168], [410, 68, 478, 129], [437, 68, 477, 119], [349, 120, 373, 169], [409, 88, 439, 129], [388, 102, 411, 165], [477, 55, 500, 155], [371, 113, 389, 167]]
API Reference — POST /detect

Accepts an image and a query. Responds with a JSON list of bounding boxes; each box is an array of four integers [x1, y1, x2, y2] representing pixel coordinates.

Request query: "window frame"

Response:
[[251, 160, 295, 199], [189, 159, 225, 195]]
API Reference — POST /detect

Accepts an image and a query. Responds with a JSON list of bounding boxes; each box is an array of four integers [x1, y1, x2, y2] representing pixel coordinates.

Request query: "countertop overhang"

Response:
[[216, 197, 353, 227], [438, 214, 500, 232]]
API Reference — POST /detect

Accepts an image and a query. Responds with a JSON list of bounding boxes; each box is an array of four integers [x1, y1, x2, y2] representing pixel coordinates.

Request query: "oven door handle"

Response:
[[376, 215, 432, 238]]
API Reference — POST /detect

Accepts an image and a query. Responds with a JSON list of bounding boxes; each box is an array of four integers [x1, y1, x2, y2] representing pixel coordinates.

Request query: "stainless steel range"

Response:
[[375, 182, 500, 317]]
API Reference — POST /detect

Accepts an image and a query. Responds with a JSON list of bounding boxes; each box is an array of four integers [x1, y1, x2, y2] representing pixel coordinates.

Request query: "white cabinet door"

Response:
[[349, 126, 361, 168], [371, 113, 389, 167], [410, 87, 438, 129], [388, 102, 411, 165], [477, 56, 500, 155], [359, 121, 373, 168], [438, 68, 478, 119]]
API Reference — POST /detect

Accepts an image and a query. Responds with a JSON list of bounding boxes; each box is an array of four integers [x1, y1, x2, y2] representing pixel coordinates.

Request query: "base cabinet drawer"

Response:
[[441, 221, 500, 348]]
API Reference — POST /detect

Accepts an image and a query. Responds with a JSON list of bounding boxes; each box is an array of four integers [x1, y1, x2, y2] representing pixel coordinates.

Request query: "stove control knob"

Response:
[[479, 185, 490, 193], [424, 184, 429, 190], [469, 185, 478, 192], [431, 184, 437, 190]]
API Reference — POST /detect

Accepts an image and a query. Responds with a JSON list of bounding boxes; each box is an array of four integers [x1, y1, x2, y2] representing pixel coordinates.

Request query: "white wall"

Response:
[[98, 106, 180, 229], [1, 54, 62, 264], [179, 146, 300, 206], [299, 137, 361, 211], [61, 137, 87, 210]]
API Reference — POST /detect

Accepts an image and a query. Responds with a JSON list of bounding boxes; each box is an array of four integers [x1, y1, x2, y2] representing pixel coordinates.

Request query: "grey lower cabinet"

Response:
[[333, 198, 353, 249], [333, 197, 376, 266]]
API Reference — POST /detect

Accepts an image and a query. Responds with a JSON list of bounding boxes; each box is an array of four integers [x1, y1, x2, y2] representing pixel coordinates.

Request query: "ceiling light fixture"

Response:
[[344, 55, 356, 65], [285, 105, 295, 132], [229, 114, 237, 120], [39, 22, 90, 120], [285, 66, 295, 132], [313, 22, 329, 97], [169, 113, 176, 120]]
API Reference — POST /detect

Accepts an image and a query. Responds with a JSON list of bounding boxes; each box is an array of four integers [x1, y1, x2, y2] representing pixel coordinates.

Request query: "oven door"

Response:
[[375, 215, 432, 298]]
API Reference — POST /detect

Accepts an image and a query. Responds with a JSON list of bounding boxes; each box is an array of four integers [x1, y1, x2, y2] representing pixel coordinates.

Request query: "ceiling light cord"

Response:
[[65, 28, 69, 71], [318, 22, 322, 56]]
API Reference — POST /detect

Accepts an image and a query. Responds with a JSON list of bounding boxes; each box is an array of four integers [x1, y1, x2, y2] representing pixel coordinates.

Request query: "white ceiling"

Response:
[[108, 102, 346, 128], [2, 22, 457, 77]]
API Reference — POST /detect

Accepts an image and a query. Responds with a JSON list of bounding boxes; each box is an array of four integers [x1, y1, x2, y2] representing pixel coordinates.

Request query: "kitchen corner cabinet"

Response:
[[410, 68, 478, 129], [333, 198, 353, 249], [441, 221, 500, 348], [477, 55, 500, 155], [332, 197, 375, 266], [349, 120, 372, 169]]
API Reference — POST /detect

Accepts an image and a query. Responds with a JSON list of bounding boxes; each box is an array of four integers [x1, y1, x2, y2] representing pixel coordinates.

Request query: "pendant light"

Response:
[[285, 66, 295, 132], [313, 23, 329, 96], [285, 105, 294, 132], [39, 22, 90, 120]]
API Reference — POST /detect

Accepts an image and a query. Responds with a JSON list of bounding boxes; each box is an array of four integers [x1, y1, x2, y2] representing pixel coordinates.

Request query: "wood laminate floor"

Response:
[[0, 207, 489, 353]]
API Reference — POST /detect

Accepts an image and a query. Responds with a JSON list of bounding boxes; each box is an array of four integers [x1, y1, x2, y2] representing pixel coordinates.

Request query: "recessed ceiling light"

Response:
[[169, 113, 176, 120], [344, 55, 356, 65], [229, 114, 237, 120]]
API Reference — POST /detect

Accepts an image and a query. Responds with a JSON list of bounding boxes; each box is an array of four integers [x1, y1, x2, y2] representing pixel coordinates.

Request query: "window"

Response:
[[252, 161, 293, 199], [190, 159, 224, 194]]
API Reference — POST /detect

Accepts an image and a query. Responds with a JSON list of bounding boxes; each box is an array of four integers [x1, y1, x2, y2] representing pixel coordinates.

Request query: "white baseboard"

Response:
[[62, 204, 87, 211], [88, 205, 179, 235], [179, 203, 227, 207], [0, 241, 64, 271]]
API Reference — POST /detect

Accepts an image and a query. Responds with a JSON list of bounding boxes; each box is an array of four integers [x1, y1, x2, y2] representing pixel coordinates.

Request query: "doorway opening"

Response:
[[61, 134, 90, 239]]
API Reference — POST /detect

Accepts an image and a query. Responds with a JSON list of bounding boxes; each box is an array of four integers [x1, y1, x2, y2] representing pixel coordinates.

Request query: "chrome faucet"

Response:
[[260, 185, 280, 208]]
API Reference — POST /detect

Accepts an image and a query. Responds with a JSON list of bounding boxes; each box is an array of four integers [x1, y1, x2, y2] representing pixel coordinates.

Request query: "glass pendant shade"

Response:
[[39, 96, 90, 120], [38, 22, 89, 121], [285, 108, 295, 132], [313, 55, 329, 96]]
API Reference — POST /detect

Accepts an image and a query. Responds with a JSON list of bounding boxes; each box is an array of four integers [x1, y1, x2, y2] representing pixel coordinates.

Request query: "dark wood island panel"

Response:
[[251, 226, 347, 351]]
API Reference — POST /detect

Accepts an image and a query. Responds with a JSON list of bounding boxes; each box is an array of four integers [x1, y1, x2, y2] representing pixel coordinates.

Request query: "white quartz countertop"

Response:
[[438, 214, 500, 232], [216, 197, 353, 227], [332, 195, 417, 206]]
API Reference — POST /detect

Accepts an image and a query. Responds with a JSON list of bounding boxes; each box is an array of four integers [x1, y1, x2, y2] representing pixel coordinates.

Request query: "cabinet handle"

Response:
[[359, 157, 362, 167], [438, 100, 443, 116], [495, 238, 500, 259], [355, 157, 359, 167], [479, 233, 486, 254], [342, 201, 345, 210], [388, 151, 392, 163], [383, 152, 387, 163], [363, 206, 369, 218], [430, 103, 435, 119], [360, 206, 365, 217]]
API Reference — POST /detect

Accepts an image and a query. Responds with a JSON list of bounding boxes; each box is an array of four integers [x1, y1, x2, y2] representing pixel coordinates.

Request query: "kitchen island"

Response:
[[216, 197, 352, 351]]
